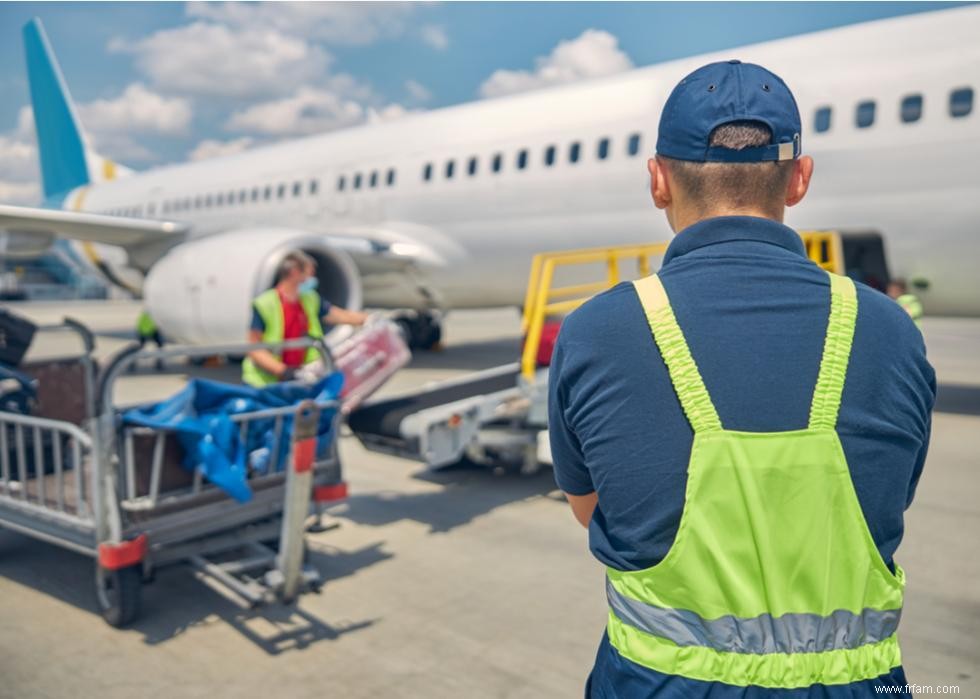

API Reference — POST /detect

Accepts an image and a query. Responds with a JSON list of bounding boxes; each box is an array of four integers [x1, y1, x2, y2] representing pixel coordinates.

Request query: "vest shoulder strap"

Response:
[[632, 274, 722, 433], [808, 272, 858, 429]]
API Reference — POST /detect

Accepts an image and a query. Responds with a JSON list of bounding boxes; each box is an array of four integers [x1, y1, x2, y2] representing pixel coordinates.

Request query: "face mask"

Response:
[[299, 276, 319, 293]]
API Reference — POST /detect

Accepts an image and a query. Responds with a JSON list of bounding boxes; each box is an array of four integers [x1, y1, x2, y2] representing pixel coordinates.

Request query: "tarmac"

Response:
[[0, 301, 977, 698]]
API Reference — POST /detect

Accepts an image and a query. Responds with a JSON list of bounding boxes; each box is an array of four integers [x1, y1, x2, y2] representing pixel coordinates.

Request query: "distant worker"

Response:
[[549, 61, 935, 697], [888, 278, 923, 328], [242, 250, 367, 386], [135, 309, 165, 370]]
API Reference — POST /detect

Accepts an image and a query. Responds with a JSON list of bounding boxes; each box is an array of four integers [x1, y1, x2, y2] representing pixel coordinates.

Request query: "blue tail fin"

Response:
[[22, 18, 90, 200]]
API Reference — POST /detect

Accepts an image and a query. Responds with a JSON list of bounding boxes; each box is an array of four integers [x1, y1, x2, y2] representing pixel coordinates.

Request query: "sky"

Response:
[[0, 1, 966, 204]]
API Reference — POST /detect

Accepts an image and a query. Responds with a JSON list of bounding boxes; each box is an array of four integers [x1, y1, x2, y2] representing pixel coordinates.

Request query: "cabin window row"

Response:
[[335, 168, 396, 193], [148, 179, 321, 215], [813, 87, 974, 133], [420, 133, 643, 183]]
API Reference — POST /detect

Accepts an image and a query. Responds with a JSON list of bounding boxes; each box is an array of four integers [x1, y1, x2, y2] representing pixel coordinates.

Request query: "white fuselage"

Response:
[[65, 6, 980, 315]]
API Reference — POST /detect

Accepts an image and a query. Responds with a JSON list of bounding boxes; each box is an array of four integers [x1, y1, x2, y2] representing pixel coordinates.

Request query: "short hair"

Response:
[[276, 250, 315, 282], [660, 121, 795, 217]]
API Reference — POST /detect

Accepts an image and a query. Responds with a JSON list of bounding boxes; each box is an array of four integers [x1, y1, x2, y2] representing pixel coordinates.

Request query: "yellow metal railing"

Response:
[[520, 231, 843, 382], [520, 243, 669, 380]]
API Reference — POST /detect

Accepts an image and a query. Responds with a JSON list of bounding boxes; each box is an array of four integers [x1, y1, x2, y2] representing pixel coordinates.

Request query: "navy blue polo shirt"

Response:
[[549, 216, 935, 698]]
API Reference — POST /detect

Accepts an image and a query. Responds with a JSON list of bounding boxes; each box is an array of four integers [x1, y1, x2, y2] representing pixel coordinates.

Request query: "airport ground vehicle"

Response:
[[349, 230, 890, 472], [0, 323, 349, 627]]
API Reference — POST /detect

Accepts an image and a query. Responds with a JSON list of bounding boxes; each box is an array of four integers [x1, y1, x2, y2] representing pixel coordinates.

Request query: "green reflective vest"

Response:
[[136, 310, 156, 338], [241, 288, 324, 387], [606, 271, 905, 689], [897, 293, 923, 328]]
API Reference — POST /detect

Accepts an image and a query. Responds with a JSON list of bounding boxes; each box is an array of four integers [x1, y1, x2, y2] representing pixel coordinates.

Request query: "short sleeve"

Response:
[[250, 305, 266, 333], [548, 333, 595, 495]]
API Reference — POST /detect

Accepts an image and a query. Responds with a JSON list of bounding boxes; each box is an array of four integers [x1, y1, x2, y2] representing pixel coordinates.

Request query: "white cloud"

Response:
[[78, 83, 191, 135], [188, 136, 255, 161], [419, 24, 449, 51], [0, 108, 40, 205], [186, 2, 416, 45], [0, 180, 39, 204], [110, 22, 330, 98], [226, 82, 418, 137], [226, 87, 367, 136], [405, 79, 432, 104], [479, 29, 633, 99]]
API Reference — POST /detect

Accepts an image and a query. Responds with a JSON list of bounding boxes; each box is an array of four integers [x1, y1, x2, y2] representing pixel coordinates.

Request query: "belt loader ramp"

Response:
[[349, 231, 881, 473]]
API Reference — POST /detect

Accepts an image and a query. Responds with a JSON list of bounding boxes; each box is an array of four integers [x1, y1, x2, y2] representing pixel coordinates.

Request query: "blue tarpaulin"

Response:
[[122, 374, 343, 502]]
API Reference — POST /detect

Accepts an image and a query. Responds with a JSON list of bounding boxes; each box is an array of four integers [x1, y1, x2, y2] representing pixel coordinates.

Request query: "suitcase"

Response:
[[0, 309, 36, 367]]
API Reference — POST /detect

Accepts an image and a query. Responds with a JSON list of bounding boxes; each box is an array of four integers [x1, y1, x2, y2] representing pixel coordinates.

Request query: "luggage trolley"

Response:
[[0, 324, 348, 627]]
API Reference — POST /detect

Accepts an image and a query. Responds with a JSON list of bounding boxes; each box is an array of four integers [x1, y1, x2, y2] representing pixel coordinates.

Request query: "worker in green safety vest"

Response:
[[888, 278, 924, 328], [135, 309, 165, 370], [242, 250, 367, 387], [548, 60, 935, 696]]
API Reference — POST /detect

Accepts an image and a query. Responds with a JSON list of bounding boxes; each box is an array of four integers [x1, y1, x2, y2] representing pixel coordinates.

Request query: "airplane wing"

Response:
[[0, 203, 189, 248]]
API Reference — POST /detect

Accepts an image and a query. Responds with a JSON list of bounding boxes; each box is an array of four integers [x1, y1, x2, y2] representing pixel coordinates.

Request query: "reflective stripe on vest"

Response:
[[241, 288, 323, 387], [605, 271, 906, 689]]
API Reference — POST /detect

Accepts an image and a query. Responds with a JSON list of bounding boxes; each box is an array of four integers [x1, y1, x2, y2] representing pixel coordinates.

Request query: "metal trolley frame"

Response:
[[0, 323, 348, 627]]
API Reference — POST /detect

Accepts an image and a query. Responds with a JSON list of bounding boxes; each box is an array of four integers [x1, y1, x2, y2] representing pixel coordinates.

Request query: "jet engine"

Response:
[[143, 228, 362, 345]]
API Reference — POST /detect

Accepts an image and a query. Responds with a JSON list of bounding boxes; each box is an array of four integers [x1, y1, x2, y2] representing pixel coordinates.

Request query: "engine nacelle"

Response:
[[144, 228, 362, 345]]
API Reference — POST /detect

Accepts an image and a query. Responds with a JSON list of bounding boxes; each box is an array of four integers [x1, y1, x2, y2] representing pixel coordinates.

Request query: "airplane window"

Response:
[[901, 95, 923, 123], [544, 145, 556, 166], [445, 160, 455, 179], [369, 171, 378, 188], [205, 194, 213, 208], [309, 179, 318, 195], [492, 153, 503, 173], [856, 101, 875, 128], [194, 196, 202, 209], [597, 138, 610, 160], [263, 186, 271, 200], [423, 163, 433, 181], [354, 173, 362, 189], [239, 190, 247, 203], [627, 133, 641, 156], [569, 142, 581, 163], [468, 157, 478, 176], [517, 149, 528, 170], [216, 193, 223, 206], [227, 191, 234, 204], [814, 107, 832, 133], [250, 188, 258, 202], [293, 181, 302, 196], [277, 184, 286, 198], [950, 87, 973, 118], [337, 176, 346, 191], [386, 168, 396, 186]]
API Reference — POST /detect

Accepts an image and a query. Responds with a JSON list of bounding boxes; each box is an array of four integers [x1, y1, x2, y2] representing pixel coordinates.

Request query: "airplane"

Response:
[[1, 6, 978, 349]]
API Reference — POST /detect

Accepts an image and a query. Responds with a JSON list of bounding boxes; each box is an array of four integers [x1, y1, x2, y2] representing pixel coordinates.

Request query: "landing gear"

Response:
[[394, 311, 443, 351]]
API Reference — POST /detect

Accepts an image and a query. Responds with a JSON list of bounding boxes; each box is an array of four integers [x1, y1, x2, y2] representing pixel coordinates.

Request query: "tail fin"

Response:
[[22, 18, 90, 200]]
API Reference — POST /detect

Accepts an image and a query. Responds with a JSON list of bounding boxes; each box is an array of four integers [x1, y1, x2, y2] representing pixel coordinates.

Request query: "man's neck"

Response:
[[671, 206, 784, 234], [277, 282, 300, 302]]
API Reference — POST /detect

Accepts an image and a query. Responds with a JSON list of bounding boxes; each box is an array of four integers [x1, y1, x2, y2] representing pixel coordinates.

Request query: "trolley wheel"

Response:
[[95, 564, 143, 627]]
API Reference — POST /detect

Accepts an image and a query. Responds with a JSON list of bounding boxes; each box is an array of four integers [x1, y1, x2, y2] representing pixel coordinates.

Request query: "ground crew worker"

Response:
[[888, 278, 924, 328], [548, 60, 935, 697], [135, 309, 164, 370], [242, 250, 367, 386]]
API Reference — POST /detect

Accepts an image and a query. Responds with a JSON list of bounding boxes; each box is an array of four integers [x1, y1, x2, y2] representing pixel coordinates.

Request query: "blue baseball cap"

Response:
[[656, 60, 801, 163]]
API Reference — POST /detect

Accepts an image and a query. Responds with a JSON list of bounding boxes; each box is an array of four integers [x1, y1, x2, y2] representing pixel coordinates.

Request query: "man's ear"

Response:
[[785, 155, 814, 207], [649, 157, 672, 210]]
